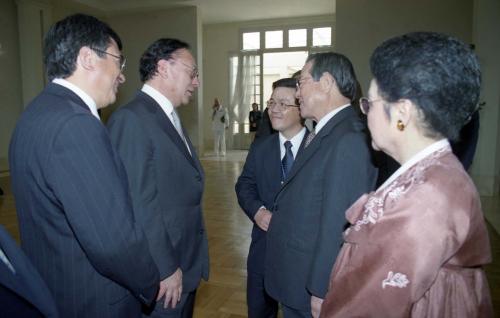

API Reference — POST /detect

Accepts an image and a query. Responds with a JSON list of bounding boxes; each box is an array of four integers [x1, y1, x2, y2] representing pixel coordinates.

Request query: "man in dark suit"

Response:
[[9, 14, 160, 317], [265, 52, 378, 318], [0, 225, 58, 317], [107, 38, 209, 318], [236, 78, 307, 318]]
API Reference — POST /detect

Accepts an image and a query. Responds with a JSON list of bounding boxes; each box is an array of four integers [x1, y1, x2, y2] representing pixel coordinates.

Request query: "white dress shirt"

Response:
[[52, 78, 100, 120], [314, 103, 351, 134]]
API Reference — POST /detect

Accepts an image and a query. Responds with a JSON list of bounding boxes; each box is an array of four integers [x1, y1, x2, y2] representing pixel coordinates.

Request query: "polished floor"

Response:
[[0, 151, 499, 317]]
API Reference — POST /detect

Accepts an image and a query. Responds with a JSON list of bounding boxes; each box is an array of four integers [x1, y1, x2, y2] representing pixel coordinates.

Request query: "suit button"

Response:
[[199, 229, 204, 234]]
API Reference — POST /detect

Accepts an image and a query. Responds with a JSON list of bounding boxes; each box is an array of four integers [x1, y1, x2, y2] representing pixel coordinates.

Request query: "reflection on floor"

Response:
[[0, 150, 498, 317]]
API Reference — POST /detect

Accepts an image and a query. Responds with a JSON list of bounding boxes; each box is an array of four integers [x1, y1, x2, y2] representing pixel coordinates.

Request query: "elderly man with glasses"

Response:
[[264, 52, 378, 318], [107, 38, 208, 318]]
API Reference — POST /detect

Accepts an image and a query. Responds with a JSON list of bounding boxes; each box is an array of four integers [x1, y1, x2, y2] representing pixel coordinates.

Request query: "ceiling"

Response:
[[72, 0, 335, 24]]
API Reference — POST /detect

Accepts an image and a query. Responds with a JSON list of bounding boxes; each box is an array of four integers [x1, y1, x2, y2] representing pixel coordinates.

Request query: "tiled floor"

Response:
[[0, 150, 498, 317]]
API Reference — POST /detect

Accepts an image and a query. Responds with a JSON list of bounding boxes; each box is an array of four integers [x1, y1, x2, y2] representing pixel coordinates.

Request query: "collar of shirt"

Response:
[[52, 78, 99, 120], [142, 84, 175, 123], [279, 127, 307, 160], [314, 103, 351, 134], [378, 138, 450, 191]]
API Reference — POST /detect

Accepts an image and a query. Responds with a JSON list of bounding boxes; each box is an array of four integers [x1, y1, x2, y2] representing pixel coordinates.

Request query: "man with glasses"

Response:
[[264, 53, 377, 318], [108, 38, 208, 318], [236, 78, 307, 318], [9, 14, 160, 317]]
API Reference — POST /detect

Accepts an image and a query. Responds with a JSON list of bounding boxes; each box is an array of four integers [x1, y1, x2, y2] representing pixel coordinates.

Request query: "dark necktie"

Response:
[[281, 140, 294, 181]]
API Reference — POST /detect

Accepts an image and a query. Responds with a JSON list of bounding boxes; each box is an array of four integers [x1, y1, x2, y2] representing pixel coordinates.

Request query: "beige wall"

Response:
[[0, 0, 23, 171], [336, 0, 499, 195], [471, 0, 500, 195], [202, 15, 334, 154], [336, 0, 473, 92], [104, 6, 202, 149]]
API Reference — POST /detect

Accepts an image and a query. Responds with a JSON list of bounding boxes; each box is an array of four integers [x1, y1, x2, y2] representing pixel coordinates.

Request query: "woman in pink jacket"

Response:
[[319, 32, 492, 318]]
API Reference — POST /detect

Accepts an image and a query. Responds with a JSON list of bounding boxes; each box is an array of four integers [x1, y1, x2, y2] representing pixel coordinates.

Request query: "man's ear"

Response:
[[77, 46, 96, 71], [157, 59, 170, 79], [319, 72, 334, 92]]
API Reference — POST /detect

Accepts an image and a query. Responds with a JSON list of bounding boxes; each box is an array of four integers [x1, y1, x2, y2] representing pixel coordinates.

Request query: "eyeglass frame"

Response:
[[359, 97, 383, 115], [296, 76, 315, 89], [267, 99, 300, 112], [172, 59, 199, 80], [92, 48, 126, 71]]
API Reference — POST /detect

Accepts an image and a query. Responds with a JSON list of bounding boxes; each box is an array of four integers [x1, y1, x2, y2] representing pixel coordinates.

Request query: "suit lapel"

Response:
[[263, 134, 283, 189], [138, 92, 199, 171], [279, 107, 355, 189]]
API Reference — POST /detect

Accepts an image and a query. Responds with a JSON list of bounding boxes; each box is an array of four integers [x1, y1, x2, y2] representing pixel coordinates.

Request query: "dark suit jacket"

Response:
[[9, 83, 159, 318], [0, 225, 58, 317], [265, 106, 377, 310], [235, 132, 307, 274], [107, 91, 209, 292]]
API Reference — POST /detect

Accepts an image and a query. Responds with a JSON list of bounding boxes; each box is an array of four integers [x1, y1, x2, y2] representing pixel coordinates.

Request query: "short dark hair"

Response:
[[44, 13, 122, 81], [139, 38, 190, 82], [306, 52, 357, 101], [370, 32, 481, 141], [273, 78, 297, 90]]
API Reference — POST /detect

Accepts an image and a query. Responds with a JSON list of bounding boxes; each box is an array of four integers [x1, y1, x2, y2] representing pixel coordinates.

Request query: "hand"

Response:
[[254, 208, 272, 231], [311, 295, 324, 318], [157, 268, 183, 309]]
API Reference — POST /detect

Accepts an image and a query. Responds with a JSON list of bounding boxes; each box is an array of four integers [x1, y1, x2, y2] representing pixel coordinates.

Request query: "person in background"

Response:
[[212, 97, 229, 156], [319, 32, 492, 318], [236, 78, 307, 318], [249, 102, 262, 140], [9, 14, 160, 317]]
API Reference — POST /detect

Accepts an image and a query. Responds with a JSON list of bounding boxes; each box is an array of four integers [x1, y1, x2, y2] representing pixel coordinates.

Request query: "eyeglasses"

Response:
[[92, 48, 126, 71], [296, 76, 313, 88], [268, 100, 300, 111], [359, 97, 382, 115], [173, 60, 199, 80]]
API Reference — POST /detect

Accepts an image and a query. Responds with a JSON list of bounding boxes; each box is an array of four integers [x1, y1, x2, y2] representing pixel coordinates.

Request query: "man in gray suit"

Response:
[[9, 14, 160, 317], [264, 52, 378, 318], [108, 38, 209, 318]]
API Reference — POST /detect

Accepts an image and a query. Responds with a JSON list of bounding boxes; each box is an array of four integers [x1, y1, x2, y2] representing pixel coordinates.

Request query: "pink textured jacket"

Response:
[[320, 143, 493, 318]]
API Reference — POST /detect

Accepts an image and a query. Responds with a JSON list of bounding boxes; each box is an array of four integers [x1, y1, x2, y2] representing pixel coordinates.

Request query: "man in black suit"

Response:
[[9, 14, 160, 317], [265, 52, 378, 318], [0, 225, 58, 317], [236, 78, 307, 318], [107, 38, 209, 318]]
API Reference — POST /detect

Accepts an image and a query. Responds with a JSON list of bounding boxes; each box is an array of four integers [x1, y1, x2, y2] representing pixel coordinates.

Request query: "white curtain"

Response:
[[229, 54, 258, 149]]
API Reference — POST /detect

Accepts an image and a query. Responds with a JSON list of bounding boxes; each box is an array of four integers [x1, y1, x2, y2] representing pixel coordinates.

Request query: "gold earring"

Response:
[[397, 120, 405, 131]]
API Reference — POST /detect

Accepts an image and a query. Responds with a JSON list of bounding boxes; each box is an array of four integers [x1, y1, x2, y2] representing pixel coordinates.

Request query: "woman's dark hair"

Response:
[[370, 32, 481, 141], [306, 52, 358, 101], [139, 38, 190, 82], [44, 14, 122, 81]]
